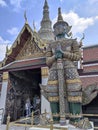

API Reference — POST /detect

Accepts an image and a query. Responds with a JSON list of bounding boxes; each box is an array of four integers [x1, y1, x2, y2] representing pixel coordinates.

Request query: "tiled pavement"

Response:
[[0, 124, 31, 130]]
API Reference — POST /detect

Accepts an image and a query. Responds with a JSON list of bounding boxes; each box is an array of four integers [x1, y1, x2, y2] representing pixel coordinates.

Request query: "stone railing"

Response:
[[6, 112, 98, 130]]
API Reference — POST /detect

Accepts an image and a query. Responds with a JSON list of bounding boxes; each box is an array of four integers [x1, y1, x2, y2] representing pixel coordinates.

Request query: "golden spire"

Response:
[[24, 10, 28, 24], [44, 0, 48, 8], [57, 7, 63, 22], [5, 44, 9, 56], [79, 33, 85, 47], [38, 0, 54, 41], [6, 45, 8, 52], [33, 21, 36, 32]]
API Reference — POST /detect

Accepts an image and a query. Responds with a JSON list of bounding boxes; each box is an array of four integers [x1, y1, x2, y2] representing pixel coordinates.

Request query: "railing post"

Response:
[[31, 111, 34, 125], [6, 114, 10, 130], [50, 117, 53, 130], [44, 109, 47, 120]]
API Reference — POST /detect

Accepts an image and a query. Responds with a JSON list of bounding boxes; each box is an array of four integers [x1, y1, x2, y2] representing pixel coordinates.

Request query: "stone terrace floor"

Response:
[[0, 124, 31, 130]]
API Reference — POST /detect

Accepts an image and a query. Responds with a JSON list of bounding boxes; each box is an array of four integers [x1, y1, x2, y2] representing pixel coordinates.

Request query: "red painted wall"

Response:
[[80, 45, 98, 88], [83, 45, 98, 62]]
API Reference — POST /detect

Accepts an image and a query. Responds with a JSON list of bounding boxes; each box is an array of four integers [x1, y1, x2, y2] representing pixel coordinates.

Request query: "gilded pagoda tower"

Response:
[[38, 0, 54, 41]]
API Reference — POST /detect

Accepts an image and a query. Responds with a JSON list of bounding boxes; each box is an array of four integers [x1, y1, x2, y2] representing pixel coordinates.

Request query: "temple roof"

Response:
[[0, 0, 55, 71], [1, 23, 46, 67]]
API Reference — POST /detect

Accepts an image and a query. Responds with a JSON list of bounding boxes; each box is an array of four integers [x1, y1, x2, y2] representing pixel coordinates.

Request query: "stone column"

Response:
[[57, 59, 66, 125], [41, 67, 51, 114], [0, 72, 9, 110]]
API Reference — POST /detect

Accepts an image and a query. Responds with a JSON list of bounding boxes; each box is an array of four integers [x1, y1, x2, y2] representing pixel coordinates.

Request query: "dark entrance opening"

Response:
[[5, 68, 41, 121], [82, 95, 98, 126]]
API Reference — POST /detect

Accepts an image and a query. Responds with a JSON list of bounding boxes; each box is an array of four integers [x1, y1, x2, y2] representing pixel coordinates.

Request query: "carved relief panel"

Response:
[[16, 37, 44, 60]]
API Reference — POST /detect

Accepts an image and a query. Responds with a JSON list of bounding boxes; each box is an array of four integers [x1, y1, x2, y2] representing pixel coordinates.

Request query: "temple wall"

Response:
[[81, 45, 98, 88], [83, 64, 98, 72], [83, 45, 98, 62]]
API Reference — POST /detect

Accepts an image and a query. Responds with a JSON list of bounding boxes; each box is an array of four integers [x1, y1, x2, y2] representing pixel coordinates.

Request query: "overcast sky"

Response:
[[0, 0, 98, 61]]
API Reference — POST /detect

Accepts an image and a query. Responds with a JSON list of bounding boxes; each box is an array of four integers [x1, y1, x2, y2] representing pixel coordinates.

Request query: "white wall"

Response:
[[0, 81, 8, 109], [41, 77, 51, 114]]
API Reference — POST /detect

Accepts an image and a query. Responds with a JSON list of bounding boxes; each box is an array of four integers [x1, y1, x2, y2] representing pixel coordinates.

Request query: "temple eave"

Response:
[[0, 57, 46, 72]]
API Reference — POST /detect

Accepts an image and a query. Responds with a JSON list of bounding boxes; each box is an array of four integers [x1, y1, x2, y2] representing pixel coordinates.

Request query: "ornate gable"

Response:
[[1, 23, 46, 66], [16, 36, 45, 60]]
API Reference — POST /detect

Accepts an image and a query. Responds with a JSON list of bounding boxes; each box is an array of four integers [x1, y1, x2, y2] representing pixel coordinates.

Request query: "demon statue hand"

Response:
[[42, 8, 92, 128], [55, 44, 63, 59]]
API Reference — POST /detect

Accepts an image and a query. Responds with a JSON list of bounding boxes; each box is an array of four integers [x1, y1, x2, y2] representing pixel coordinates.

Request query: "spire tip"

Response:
[[24, 10, 28, 24], [33, 21, 36, 32], [57, 7, 63, 22]]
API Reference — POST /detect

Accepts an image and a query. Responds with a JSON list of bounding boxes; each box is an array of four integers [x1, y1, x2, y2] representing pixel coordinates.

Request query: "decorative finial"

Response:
[[57, 7, 63, 22], [6, 44, 9, 53], [24, 10, 28, 24], [33, 21, 36, 32], [79, 33, 85, 47], [44, 0, 48, 8], [45, 0, 47, 5], [5, 44, 9, 56]]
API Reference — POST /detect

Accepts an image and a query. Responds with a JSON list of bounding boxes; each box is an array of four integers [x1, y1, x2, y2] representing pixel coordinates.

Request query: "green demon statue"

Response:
[[41, 7, 94, 129]]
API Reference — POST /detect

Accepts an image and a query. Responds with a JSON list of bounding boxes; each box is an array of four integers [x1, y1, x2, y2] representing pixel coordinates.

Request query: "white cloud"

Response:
[[0, 36, 11, 44], [0, 36, 12, 61], [52, 11, 97, 36], [83, 0, 98, 15], [9, 0, 23, 12], [60, 0, 63, 2], [0, 0, 7, 7], [89, 0, 98, 4], [10, 0, 22, 8], [7, 27, 19, 36], [0, 44, 12, 61], [95, 16, 98, 20], [62, 11, 94, 35], [0, 44, 7, 61]]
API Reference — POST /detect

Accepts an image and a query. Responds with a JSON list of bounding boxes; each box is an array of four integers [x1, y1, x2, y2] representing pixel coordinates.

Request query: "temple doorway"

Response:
[[6, 68, 41, 121]]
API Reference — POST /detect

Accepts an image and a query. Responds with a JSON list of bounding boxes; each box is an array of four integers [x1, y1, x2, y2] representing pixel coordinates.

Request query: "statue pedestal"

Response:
[[29, 121, 94, 130]]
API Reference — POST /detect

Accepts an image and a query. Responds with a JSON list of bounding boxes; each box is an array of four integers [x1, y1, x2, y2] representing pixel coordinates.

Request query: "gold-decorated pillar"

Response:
[[41, 67, 49, 85]]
